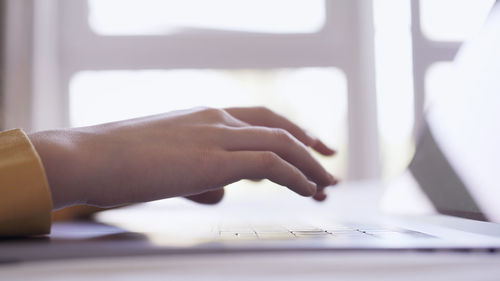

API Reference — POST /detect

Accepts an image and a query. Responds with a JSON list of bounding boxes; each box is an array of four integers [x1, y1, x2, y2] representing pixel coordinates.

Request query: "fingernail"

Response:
[[332, 179, 339, 185], [308, 181, 317, 195]]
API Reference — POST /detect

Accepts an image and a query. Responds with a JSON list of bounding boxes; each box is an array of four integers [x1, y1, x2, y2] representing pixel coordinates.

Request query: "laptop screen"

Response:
[[410, 2, 500, 223]]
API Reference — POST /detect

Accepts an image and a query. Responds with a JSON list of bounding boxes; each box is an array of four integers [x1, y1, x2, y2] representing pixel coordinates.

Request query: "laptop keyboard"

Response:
[[218, 223, 434, 240]]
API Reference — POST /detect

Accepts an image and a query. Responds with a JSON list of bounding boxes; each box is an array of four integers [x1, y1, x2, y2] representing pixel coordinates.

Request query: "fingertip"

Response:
[[313, 192, 327, 201], [313, 140, 336, 156], [313, 185, 327, 201], [328, 173, 341, 185], [326, 148, 337, 156], [329, 174, 340, 185]]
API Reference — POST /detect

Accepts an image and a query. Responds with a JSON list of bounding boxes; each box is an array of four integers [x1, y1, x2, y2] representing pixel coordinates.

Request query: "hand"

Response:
[[29, 107, 338, 209]]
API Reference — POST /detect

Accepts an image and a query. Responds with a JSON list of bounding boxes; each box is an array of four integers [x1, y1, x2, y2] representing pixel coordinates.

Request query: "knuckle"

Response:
[[194, 106, 213, 114], [272, 128, 294, 144], [201, 107, 227, 121], [259, 151, 280, 169]]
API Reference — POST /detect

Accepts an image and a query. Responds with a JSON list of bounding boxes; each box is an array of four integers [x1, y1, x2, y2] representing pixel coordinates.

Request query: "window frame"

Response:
[[410, 0, 462, 138]]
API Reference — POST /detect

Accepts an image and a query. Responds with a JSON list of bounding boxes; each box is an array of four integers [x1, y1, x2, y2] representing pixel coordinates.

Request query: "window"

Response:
[[417, 0, 495, 124], [51, 0, 378, 182], [374, 0, 415, 178], [374, 0, 494, 178], [378, 0, 495, 213], [13, 0, 491, 185], [88, 0, 326, 35], [420, 0, 495, 41]]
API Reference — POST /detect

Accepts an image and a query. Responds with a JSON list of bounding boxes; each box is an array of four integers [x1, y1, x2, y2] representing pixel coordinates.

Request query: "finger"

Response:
[[313, 192, 327, 201], [313, 176, 340, 201], [225, 107, 336, 156], [313, 187, 327, 202], [313, 176, 341, 201], [221, 127, 335, 187], [310, 137, 336, 156], [185, 189, 225, 205], [225, 151, 317, 197]]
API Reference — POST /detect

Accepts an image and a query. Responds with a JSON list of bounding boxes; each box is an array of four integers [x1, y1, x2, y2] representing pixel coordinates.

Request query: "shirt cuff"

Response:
[[0, 129, 53, 236]]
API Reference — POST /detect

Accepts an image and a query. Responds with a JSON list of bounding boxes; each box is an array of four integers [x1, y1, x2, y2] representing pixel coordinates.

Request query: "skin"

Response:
[[28, 107, 338, 210]]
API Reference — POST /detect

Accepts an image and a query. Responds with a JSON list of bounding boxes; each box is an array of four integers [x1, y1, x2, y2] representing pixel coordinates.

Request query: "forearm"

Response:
[[28, 130, 84, 209]]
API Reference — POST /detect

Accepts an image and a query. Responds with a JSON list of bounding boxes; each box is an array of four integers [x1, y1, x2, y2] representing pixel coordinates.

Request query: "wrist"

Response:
[[28, 130, 83, 209]]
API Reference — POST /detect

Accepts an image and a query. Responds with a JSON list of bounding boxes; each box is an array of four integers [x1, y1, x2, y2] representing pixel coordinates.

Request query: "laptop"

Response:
[[2, 2, 500, 262]]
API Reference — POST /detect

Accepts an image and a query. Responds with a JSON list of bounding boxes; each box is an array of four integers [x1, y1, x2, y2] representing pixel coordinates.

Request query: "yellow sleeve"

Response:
[[0, 129, 53, 236]]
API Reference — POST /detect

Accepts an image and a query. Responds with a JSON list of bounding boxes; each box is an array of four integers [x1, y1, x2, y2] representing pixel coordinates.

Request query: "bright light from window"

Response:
[[374, 0, 415, 178], [374, 0, 414, 144], [421, 0, 495, 41], [88, 0, 326, 35]]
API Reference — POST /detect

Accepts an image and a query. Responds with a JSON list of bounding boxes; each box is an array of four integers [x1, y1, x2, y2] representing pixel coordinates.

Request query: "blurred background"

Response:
[[0, 0, 495, 200]]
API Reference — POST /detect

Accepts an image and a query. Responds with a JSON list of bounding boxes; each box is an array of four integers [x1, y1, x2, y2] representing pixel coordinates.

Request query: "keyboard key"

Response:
[[218, 225, 253, 232], [370, 232, 413, 240], [292, 230, 328, 234], [327, 230, 362, 234], [293, 232, 329, 236], [329, 233, 376, 239], [370, 230, 434, 239], [257, 232, 296, 240], [252, 225, 289, 233], [219, 232, 258, 240], [283, 224, 323, 232]]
